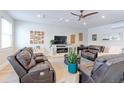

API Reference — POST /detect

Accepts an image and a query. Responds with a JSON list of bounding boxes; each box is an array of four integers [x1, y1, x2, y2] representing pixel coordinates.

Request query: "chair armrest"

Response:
[[35, 56, 48, 63], [21, 64, 55, 83], [79, 64, 91, 76], [34, 53, 44, 57], [21, 69, 55, 83], [78, 64, 95, 83], [29, 64, 50, 73]]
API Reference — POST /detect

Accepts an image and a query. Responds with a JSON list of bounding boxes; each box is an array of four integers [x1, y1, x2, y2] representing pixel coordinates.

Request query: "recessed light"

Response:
[[83, 22, 87, 25], [36, 14, 46, 18], [36, 14, 41, 18], [65, 19, 69, 22], [101, 15, 105, 19], [58, 18, 63, 22]]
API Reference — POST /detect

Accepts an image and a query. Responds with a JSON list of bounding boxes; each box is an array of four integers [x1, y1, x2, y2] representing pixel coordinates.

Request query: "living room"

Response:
[[0, 10, 124, 83]]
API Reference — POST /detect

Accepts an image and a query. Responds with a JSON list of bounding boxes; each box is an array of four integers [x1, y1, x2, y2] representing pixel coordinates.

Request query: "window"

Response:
[[1, 18, 12, 48]]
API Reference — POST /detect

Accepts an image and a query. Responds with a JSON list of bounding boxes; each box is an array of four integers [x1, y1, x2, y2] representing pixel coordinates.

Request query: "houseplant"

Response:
[[68, 50, 78, 74], [50, 39, 55, 48]]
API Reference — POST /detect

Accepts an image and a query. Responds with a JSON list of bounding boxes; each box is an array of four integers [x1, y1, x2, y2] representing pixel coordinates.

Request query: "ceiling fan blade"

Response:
[[80, 10, 84, 12], [80, 10, 84, 16], [78, 17, 82, 21], [71, 12, 80, 16], [83, 12, 99, 18]]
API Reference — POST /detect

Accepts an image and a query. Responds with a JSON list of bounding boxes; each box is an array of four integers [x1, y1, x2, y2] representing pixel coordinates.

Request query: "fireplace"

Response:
[[56, 48, 68, 53]]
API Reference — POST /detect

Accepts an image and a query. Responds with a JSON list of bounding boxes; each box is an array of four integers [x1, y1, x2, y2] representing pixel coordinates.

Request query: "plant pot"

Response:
[[68, 63, 77, 74]]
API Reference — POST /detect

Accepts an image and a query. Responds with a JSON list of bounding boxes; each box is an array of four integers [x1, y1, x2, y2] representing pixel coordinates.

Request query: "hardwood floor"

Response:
[[0, 64, 19, 83], [0, 57, 93, 83]]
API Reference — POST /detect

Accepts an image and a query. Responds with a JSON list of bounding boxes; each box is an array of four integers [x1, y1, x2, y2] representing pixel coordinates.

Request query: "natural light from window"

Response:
[[1, 18, 12, 48]]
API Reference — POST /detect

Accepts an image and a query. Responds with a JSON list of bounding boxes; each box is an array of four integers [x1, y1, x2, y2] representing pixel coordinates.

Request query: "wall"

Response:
[[88, 24, 124, 48], [15, 21, 88, 52], [0, 11, 14, 65]]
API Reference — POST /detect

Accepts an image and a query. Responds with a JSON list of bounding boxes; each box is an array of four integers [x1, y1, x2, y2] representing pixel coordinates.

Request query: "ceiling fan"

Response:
[[71, 10, 99, 21]]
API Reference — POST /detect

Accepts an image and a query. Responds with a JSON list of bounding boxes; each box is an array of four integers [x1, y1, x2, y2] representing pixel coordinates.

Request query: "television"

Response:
[[54, 36, 67, 44]]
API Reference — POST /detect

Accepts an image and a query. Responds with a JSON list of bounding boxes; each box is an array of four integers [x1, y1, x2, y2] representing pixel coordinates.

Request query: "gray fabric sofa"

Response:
[[79, 54, 124, 83], [8, 47, 56, 83]]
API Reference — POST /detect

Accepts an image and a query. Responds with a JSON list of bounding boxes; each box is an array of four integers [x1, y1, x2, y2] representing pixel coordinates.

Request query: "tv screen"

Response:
[[54, 36, 67, 44]]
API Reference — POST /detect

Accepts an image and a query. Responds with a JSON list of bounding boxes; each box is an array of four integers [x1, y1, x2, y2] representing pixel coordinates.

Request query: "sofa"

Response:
[[77, 45, 87, 54], [88, 45, 105, 53], [8, 47, 56, 83], [81, 45, 105, 61], [79, 54, 124, 83]]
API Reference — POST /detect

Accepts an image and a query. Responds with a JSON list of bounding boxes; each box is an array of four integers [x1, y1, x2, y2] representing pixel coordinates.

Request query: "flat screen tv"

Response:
[[54, 36, 67, 44]]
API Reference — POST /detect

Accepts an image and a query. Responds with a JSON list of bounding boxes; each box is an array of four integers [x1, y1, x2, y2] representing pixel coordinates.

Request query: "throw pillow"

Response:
[[28, 58, 36, 69], [16, 50, 31, 70]]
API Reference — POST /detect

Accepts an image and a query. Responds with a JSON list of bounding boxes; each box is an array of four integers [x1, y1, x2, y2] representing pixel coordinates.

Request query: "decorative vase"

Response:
[[68, 63, 77, 74]]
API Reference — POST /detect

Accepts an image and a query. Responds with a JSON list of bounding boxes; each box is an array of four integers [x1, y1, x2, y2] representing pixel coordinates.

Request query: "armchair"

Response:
[[79, 54, 124, 83]]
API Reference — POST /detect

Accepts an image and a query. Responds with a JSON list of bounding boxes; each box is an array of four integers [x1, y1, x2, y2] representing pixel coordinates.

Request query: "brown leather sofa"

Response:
[[81, 45, 105, 61], [88, 45, 105, 53], [8, 47, 56, 83], [79, 54, 124, 83]]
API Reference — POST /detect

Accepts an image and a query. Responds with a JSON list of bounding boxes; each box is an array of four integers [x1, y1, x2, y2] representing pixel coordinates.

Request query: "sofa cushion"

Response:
[[88, 45, 105, 52], [16, 50, 32, 70], [35, 56, 48, 63], [26, 47, 34, 57], [95, 58, 107, 63], [34, 53, 44, 57], [29, 63, 50, 73], [28, 58, 36, 69], [88, 49, 98, 54]]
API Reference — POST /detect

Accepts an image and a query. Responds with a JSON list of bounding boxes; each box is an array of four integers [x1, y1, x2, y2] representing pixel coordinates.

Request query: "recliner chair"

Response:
[[81, 45, 105, 61], [79, 54, 124, 83], [8, 47, 56, 83]]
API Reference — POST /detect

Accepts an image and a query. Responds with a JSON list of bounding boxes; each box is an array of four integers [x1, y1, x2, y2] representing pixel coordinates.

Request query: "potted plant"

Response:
[[50, 39, 55, 48], [68, 50, 78, 74]]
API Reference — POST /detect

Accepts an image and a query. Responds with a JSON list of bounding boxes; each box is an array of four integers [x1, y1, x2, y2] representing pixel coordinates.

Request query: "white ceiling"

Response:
[[6, 10, 124, 29]]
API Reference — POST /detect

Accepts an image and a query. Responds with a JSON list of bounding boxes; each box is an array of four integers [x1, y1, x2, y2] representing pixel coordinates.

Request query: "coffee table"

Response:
[[51, 57, 94, 83], [57, 71, 79, 83], [57, 58, 94, 83]]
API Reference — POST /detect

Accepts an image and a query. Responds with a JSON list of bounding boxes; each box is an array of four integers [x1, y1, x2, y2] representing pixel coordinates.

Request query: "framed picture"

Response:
[[70, 34, 76, 44], [30, 31, 45, 44], [79, 33, 83, 41], [92, 34, 97, 41]]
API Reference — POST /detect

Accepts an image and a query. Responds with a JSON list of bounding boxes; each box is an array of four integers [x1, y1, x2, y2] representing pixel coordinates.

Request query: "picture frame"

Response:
[[30, 31, 44, 44], [79, 33, 83, 41], [92, 34, 97, 41]]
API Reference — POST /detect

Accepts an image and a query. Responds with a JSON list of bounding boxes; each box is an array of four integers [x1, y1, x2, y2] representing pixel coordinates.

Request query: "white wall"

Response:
[[88, 24, 124, 48], [0, 11, 14, 65], [15, 21, 88, 52]]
